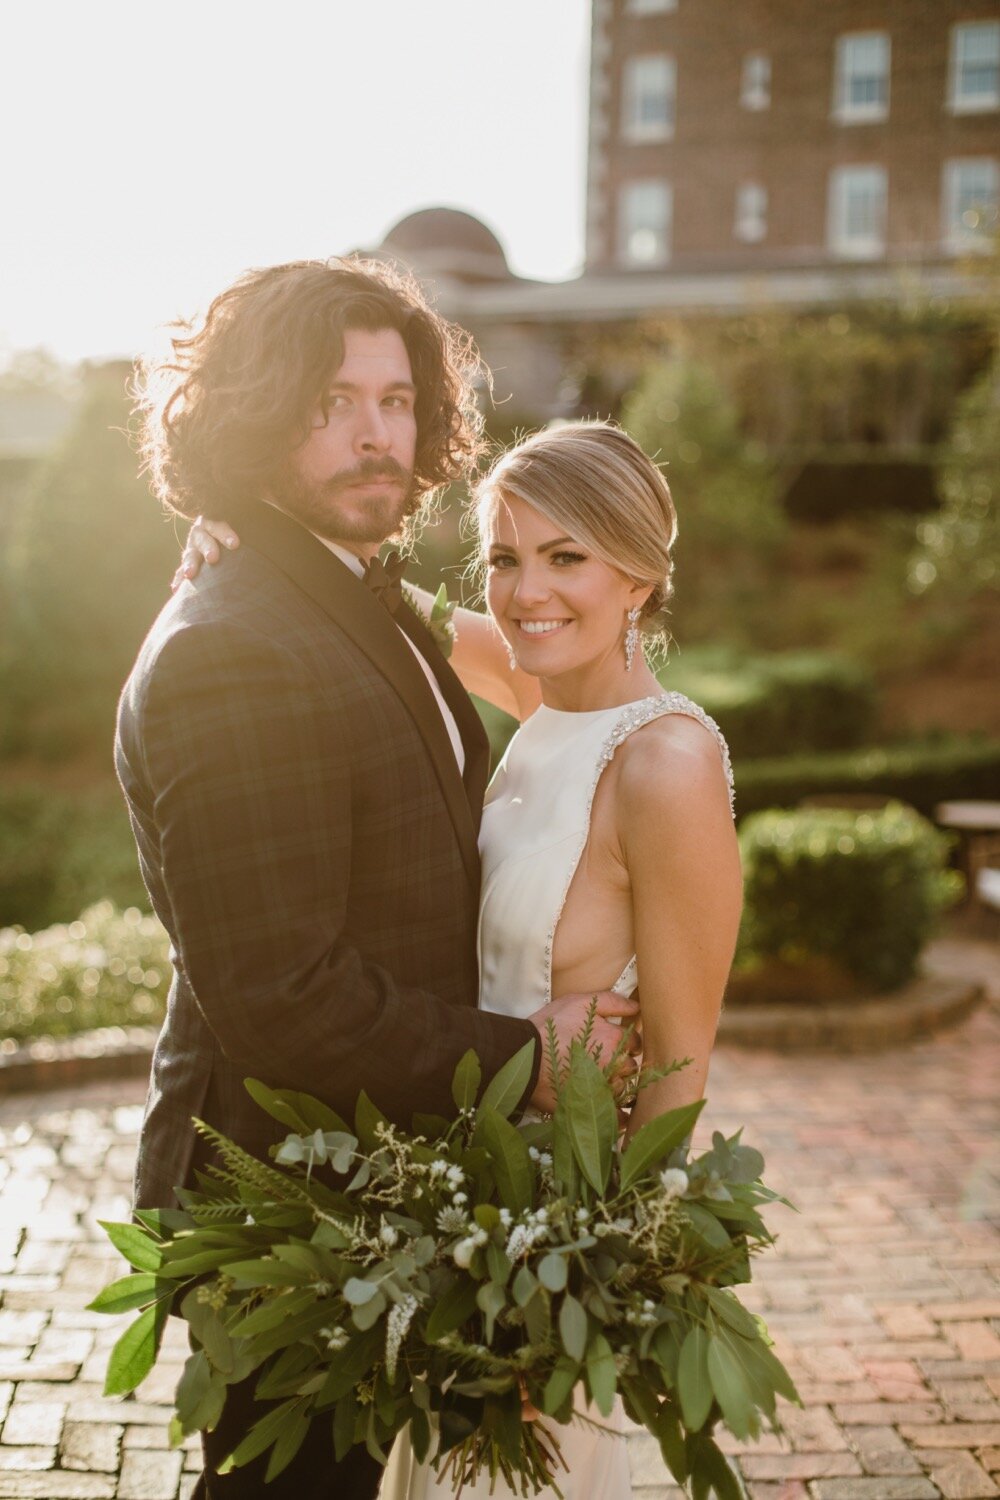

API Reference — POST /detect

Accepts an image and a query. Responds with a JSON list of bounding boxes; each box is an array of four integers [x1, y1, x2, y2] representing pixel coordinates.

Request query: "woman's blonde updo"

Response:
[[473, 421, 678, 654]]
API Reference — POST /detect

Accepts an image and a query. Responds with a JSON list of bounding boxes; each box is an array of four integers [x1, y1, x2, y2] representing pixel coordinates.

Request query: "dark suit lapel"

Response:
[[393, 604, 492, 824], [226, 500, 482, 890]]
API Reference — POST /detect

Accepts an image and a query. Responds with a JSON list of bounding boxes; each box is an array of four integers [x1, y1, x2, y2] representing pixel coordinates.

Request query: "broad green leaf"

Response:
[[159, 1247, 241, 1280], [88, 1273, 162, 1315], [98, 1221, 164, 1273], [264, 1400, 310, 1482], [585, 1331, 617, 1417], [181, 1289, 234, 1375], [474, 1106, 534, 1214], [473, 1204, 501, 1232], [103, 1299, 169, 1396], [551, 1104, 580, 1198], [564, 1047, 617, 1194], [410, 1407, 431, 1464], [333, 1391, 358, 1462], [731, 1331, 800, 1407], [175, 1349, 226, 1435], [220, 1399, 302, 1472], [707, 1333, 757, 1439], [654, 1399, 688, 1484], [243, 1079, 349, 1135], [354, 1091, 389, 1153], [538, 1252, 567, 1293], [524, 1288, 550, 1346], [451, 1049, 482, 1113], [230, 1289, 314, 1338], [558, 1293, 587, 1362], [687, 1431, 745, 1500], [677, 1324, 713, 1431], [619, 1100, 705, 1191], [703, 1287, 759, 1341], [542, 1355, 578, 1417], [478, 1041, 536, 1120], [653, 1323, 683, 1385], [133, 1208, 194, 1237], [486, 1241, 512, 1287], [683, 1203, 732, 1252], [225, 1258, 310, 1288], [426, 1279, 479, 1343]]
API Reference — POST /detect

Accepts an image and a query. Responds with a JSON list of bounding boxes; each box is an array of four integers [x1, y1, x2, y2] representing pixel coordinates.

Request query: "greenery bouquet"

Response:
[[93, 1019, 798, 1499]]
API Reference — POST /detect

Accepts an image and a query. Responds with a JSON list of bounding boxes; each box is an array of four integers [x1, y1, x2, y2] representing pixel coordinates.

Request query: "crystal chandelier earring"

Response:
[[624, 606, 641, 672], [507, 643, 517, 671]]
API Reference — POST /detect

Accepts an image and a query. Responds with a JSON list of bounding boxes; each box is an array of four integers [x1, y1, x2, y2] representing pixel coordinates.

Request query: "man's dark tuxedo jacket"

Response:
[[116, 500, 541, 1210]]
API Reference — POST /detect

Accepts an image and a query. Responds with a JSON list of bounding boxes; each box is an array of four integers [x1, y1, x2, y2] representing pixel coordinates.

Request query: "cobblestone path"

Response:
[[1, 953, 997, 1499]]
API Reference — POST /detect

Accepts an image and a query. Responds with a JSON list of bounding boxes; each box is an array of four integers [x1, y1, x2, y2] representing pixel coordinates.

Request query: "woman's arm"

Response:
[[616, 716, 743, 1143], [176, 521, 541, 723], [405, 583, 541, 722]]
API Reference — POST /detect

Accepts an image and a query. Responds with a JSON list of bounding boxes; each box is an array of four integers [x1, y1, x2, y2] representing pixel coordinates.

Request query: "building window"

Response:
[[735, 183, 768, 242], [626, 0, 677, 13], [619, 180, 672, 266], [828, 165, 887, 258], [741, 53, 771, 110], [943, 158, 1000, 250], [949, 22, 1000, 112], [834, 32, 890, 122], [622, 54, 676, 141]]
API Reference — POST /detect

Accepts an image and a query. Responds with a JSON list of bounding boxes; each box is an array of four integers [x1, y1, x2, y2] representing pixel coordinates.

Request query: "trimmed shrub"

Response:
[[734, 736, 1000, 820], [735, 802, 961, 993], [659, 647, 876, 759], [0, 901, 169, 1044]]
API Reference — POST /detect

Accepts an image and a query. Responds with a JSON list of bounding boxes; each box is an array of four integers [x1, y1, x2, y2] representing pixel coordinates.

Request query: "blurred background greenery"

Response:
[[1, 289, 997, 1041]]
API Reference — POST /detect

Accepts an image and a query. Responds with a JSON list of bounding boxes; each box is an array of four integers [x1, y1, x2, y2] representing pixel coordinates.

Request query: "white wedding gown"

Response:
[[380, 692, 735, 1500]]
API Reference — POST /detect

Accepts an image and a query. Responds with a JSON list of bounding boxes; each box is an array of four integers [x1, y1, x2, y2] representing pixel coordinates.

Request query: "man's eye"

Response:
[[383, 395, 412, 410]]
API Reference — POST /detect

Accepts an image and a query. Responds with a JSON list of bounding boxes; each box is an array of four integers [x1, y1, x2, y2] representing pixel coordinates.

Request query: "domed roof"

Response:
[[379, 208, 512, 283]]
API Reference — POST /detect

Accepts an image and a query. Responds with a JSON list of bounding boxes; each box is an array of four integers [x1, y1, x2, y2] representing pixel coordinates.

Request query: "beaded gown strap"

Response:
[[542, 692, 735, 1004]]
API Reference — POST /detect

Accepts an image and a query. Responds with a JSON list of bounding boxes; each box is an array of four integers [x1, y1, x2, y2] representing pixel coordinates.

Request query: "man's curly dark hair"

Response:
[[134, 257, 487, 536]]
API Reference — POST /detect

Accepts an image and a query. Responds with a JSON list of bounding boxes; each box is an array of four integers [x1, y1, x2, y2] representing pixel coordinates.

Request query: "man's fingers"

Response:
[[591, 991, 640, 1018], [202, 518, 240, 550]]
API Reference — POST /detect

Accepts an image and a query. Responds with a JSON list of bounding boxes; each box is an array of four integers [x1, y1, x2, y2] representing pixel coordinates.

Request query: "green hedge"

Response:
[[658, 647, 877, 759], [0, 901, 169, 1043], [736, 802, 960, 992], [0, 782, 146, 931], [734, 736, 1000, 820]]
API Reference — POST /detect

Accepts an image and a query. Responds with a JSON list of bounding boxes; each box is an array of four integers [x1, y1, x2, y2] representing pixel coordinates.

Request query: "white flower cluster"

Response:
[[527, 1146, 553, 1169], [385, 1294, 419, 1381], [625, 1297, 659, 1328], [452, 1225, 490, 1267], [505, 1207, 551, 1261], [593, 1217, 633, 1238], [379, 1221, 399, 1248], [659, 1168, 689, 1199], [319, 1324, 349, 1352]]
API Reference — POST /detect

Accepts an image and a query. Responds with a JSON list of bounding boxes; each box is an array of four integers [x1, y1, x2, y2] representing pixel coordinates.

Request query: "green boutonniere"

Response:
[[403, 583, 457, 659]]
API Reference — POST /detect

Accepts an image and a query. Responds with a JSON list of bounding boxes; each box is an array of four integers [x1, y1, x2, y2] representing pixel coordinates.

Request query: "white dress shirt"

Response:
[[316, 538, 466, 776]]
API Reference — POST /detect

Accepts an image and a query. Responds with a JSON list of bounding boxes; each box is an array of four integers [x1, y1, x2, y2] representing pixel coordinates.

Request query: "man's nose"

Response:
[[354, 403, 391, 453]]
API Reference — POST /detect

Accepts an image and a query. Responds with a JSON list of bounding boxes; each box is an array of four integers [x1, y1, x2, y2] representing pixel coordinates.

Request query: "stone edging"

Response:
[[0, 969, 988, 1094], [718, 971, 984, 1050], [0, 1025, 159, 1095]]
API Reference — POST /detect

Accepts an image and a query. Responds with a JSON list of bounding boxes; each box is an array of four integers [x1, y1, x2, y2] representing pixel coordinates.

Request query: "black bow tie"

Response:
[[363, 549, 406, 616]]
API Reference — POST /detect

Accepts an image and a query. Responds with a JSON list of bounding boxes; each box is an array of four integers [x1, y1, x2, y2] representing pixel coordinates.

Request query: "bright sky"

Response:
[[1, 1, 589, 365]]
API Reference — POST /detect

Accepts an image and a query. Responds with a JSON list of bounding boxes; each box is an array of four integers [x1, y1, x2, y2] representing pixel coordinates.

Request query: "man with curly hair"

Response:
[[116, 258, 624, 1498]]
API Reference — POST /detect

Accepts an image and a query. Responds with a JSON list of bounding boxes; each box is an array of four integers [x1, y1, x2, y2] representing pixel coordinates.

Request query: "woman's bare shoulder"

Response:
[[613, 710, 733, 830]]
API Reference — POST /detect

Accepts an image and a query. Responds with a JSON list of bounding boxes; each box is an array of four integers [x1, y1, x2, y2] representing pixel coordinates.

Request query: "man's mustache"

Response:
[[324, 458, 411, 495]]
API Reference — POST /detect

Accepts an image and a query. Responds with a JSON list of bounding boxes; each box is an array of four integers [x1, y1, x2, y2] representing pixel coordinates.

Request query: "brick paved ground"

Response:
[[0, 941, 997, 1499]]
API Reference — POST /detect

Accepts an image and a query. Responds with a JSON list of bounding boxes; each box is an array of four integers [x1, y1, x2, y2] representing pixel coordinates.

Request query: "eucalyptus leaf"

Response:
[[538, 1252, 568, 1293], [512, 1266, 538, 1308], [707, 1332, 757, 1439], [558, 1293, 588, 1362], [352, 1289, 387, 1332], [474, 1106, 534, 1215], [585, 1331, 617, 1417], [542, 1355, 579, 1419], [476, 1281, 506, 1343]]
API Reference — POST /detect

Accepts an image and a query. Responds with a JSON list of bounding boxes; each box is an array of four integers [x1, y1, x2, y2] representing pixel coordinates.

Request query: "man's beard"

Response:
[[272, 457, 418, 546]]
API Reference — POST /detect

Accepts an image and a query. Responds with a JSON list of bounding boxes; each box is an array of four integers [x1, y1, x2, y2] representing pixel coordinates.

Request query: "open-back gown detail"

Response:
[[379, 692, 735, 1500]]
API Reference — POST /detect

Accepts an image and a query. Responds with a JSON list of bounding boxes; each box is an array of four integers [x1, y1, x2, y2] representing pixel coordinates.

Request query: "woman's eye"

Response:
[[552, 551, 587, 567], [488, 554, 517, 570]]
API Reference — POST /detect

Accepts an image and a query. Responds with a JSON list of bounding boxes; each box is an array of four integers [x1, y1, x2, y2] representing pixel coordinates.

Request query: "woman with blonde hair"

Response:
[[180, 420, 742, 1498]]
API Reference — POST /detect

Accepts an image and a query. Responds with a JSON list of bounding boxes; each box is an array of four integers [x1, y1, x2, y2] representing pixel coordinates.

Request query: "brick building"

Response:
[[586, 0, 999, 276]]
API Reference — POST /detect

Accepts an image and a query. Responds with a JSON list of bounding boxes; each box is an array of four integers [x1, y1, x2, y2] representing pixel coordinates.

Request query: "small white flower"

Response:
[[534, 1208, 548, 1223], [539, 1153, 553, 1168], [453, 1237, 477, 1268], [473, 1228, 489, 1247], [428, 1159, 448, 1180], [446, 1165, 464, 1186], [379, 1223, 399, 1247], [436, 1205, 467, 1234], [499, 1208, 513, 1228], [528, 1146, 540, 1160], [659, 1168, 689, 1199], [452, 1191, 468, 1206]]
